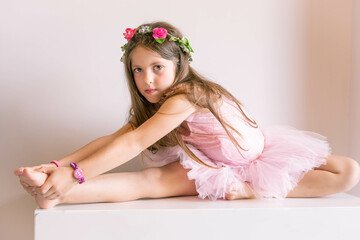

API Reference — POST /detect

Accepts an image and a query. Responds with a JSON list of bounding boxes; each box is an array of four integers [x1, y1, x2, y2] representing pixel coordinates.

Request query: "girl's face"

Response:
[[131, 46, 176, 103]]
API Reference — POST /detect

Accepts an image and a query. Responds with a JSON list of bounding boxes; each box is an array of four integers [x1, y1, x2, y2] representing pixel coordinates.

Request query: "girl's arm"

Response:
[[57, 123, 134, 167], [39, 95, 198, 197], [78, 94, 198, 178], [18, 123, 133, 172]]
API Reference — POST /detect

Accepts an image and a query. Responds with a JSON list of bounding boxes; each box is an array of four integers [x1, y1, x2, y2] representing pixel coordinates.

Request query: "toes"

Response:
[[225, 193, 236, 200], [14, 167, 25, 176], [23, 168, 32, 176], [225, 181, 256, 200]]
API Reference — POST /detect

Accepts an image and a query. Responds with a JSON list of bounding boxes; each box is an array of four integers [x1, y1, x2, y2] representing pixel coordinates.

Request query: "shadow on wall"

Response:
[[302, 1, 351, 156], [0, 195, 37, 240]]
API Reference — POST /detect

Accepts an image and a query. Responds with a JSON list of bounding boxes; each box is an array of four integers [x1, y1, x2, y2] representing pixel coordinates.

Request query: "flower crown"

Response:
[[120, 25, 194, 62]]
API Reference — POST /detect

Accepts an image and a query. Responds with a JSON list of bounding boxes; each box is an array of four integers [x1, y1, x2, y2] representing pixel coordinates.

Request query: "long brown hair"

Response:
[[122, 21, 257, 169]]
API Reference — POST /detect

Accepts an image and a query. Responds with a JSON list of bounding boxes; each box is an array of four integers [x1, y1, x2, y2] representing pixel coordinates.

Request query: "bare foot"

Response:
[[225, 181, 256, 200], [15, 166, 62, 209], [19, 168, 61, 209], [18, 167, 48, 187], [35, 195, 61, 209]]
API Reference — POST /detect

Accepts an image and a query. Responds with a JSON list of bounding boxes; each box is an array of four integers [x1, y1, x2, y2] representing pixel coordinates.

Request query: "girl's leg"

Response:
[[36, 160, 198, 209], [286, 155, 360, 197], [226, 155, 360, 200]]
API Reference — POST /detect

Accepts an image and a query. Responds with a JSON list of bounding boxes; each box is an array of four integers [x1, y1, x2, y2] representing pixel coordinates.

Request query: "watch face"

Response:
[[74, 169, 83, 178]]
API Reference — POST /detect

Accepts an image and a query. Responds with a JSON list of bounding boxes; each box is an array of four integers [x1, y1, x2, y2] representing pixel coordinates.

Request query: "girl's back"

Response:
[[180, 96, 265, 164]]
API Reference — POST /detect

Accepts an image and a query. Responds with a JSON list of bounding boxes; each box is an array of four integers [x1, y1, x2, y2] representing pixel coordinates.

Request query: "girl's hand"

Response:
[[14, 162, 58, 196], [14, 162, 57, 176], [36, 166, 77, 200], [35, 163, 59, 169]]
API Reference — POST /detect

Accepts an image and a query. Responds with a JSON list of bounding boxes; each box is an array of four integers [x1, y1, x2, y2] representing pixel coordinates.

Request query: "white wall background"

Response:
[[351, 0, 360, 195], [0, 0, 358, 239]]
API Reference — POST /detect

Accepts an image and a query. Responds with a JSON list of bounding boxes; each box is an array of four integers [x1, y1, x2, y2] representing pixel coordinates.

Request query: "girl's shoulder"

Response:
[[158, 93, 201, 115], [161, 83, 225, 115]]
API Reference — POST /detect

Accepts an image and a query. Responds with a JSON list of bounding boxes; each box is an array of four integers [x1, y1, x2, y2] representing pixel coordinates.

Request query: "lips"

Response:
[[145, 89, 156, 94]]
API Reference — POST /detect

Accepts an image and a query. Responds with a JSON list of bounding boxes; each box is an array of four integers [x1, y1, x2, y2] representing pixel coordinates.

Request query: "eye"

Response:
[[154, 65, 163, 71], [133, 68, 141, 73]]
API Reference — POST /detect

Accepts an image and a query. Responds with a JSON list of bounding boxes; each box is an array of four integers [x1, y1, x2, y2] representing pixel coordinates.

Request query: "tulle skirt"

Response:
[[142, 126, 331, 200]]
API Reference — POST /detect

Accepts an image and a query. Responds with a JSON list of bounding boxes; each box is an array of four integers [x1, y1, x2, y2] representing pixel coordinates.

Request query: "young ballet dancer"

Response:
[[14, 21, 360, 209]]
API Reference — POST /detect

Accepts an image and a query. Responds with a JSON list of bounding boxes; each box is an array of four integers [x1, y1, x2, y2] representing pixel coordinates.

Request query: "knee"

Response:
[[139, 161, 195, 198], [339, 157, 360, 192], [140, 167, 163, 185], [138, 167, 164, 198]]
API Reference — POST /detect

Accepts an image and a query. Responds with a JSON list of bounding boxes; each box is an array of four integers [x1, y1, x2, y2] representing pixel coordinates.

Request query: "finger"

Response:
[[20, 179, 30, 188], [47, 192, 60, 200], [38, 180, 53, 196], [38, 166, 55, 175], [22, 184, 36, 196], [35, 164, 56, 171], [31, 187, 39, 196], [21, 184, 33, 195], [42, 186, 57, 199], [19, 180, 33, 194], [29, 165, 40, 170], [28, 187, 37, 196]]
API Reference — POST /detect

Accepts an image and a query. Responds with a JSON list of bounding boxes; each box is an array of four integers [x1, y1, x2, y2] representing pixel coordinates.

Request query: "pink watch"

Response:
[[70, 162, 85, 184]]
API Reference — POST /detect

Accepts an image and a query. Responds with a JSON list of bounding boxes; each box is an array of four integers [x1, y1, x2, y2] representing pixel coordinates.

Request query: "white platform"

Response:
[[34, 193, 360, 240]]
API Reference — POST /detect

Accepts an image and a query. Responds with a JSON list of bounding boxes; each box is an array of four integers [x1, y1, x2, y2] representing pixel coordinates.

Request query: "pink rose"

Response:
[[123, 28, 137, 41], [153, 28, 168, 39]]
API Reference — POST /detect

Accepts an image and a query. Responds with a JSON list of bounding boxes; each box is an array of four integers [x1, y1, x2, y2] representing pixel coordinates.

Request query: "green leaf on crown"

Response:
[[169, 36, 177, 42], [121, 43, 128, 52], [155, 38, 166, 44], [184, 38, 194, 52]]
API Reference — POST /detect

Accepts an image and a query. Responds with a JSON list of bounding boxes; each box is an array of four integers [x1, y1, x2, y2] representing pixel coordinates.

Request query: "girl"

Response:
[[15, 21, 360, 209]]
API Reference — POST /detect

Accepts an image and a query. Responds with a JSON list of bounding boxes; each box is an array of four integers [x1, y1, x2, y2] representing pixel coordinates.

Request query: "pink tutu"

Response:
[[142, 97, 331, 200]]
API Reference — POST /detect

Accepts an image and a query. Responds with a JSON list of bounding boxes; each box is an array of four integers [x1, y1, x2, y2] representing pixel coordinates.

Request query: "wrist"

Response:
[[50, 160, 61, 167]]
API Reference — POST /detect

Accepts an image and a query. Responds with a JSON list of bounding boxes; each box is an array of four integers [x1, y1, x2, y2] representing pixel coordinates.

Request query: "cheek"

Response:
[[133, 75, 141, 85], [162, 71, 176, 84], [133, 77, 142, 90]]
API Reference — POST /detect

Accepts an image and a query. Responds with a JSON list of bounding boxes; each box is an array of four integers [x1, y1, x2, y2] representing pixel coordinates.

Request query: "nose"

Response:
[[144, 71, 154, 85]]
